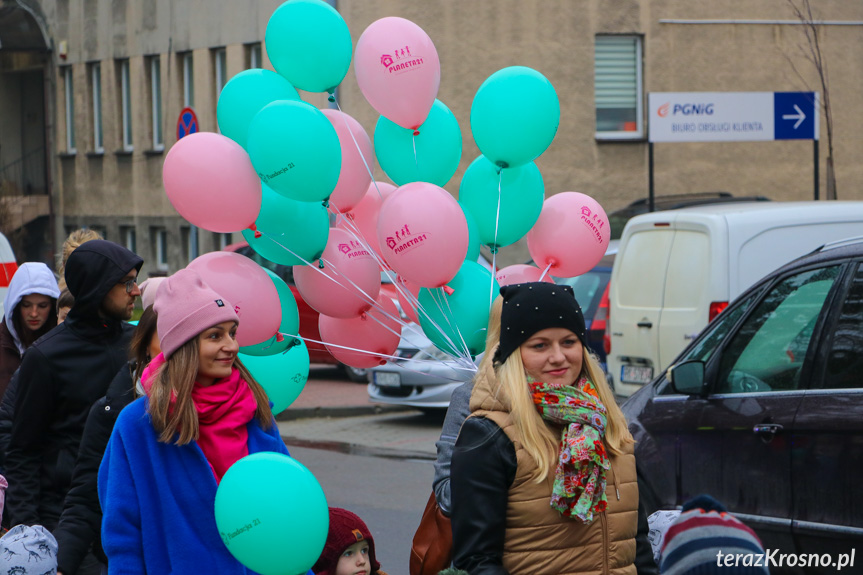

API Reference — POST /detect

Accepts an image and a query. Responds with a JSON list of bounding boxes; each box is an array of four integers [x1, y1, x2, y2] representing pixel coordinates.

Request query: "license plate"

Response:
[[621, 365, 653, 384], [374, 371, 401, 388]]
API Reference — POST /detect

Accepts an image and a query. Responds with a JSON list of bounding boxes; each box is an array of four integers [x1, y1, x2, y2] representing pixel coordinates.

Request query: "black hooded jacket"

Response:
[[4, 240, 142, 528]]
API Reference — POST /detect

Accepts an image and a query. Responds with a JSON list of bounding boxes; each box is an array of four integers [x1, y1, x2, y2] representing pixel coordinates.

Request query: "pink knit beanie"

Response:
[[153, 268, 240, 358]]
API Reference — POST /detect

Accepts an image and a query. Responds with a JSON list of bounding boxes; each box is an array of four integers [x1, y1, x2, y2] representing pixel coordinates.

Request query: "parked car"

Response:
[[609, 201, 863, 397], [607, 191, 771, 240], [367, 326, 477, 411], [622, 237, 863, 570], [224, 240, 399, 381]]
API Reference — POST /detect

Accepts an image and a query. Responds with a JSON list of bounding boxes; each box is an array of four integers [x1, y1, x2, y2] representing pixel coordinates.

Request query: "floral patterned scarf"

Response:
[[529, 376, 610, 523]]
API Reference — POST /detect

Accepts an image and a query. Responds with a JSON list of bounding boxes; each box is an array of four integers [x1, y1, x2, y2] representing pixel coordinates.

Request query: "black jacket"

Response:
[[0, 368, 19, 475], [54, 360, 138, 573], [451, 417, 659, 575], [4, 240, 142, 529]]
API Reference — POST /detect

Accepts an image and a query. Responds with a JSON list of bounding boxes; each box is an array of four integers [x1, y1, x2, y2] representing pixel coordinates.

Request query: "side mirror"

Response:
[[667, 360, 706, 395]]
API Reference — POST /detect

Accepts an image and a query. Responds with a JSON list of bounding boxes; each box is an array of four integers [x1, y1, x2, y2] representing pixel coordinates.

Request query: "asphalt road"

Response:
[[291, 445, 434, 575]]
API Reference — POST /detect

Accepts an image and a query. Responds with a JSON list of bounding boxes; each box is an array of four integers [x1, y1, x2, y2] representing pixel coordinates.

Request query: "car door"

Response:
[[685, 264, 844, 552], [792, 260, 863, 561]]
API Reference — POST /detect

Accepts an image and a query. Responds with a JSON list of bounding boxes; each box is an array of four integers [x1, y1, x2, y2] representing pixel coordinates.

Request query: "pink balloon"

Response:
[[321, 109, 374, 213], [395, 274, 421, 324], [354, 17, 441, 130], [163, 132, 261, 233], [294, 227, 382, 319], [319, 294, 402, 369], [527, 192, 610, 278], [342, 182, 397, 256], [377, 182, 468, 288], [496, 264, 555, 287], [187, 251, 281, 347]]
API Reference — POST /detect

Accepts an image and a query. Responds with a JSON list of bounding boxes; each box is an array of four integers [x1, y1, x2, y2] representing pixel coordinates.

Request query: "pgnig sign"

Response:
[[649, 92, 818, 143]]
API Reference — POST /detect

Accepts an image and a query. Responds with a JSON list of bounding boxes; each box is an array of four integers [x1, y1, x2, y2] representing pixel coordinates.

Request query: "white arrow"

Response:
[[782, 104, 806, 129]]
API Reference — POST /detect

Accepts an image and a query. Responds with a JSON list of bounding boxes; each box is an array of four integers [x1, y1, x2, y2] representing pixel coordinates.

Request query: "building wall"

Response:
[[34, 0, 863, 273]]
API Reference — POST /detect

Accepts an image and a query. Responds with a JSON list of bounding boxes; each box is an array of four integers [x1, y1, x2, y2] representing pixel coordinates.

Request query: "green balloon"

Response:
[[214, 452, 328, 575], [460, 204, 481, 263], [217, 69, 300, 150], [470, 66, 560, 168], [247, 100, 341, 203], [242, 184, 329, 266], [239, 269, 300, 357], [459, 155, 545, 249], [374, 99, 462, 186], [265, 0, 353, 93], [418, 261, 499, 357], [240, 340, 309, 414]]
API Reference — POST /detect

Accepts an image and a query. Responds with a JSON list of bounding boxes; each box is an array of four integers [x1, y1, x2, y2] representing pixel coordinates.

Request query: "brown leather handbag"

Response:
[[409, 491, 453, 575]]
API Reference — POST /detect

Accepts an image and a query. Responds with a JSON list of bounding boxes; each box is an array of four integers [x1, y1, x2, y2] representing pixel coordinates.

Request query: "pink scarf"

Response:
[[142, 353, 259, 482]]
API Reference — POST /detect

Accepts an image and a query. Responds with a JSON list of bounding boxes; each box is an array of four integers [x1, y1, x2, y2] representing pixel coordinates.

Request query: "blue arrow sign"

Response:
[[774, 92, 817, 141]]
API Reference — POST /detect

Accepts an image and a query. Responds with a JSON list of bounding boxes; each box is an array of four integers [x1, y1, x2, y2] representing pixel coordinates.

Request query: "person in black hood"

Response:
[[4, 239, 143, 531]]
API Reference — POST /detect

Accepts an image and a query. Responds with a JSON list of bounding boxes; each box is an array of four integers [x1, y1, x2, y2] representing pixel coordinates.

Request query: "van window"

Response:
[[616, 230, 673, 309], [663, 231, 709, 310], [822, 263, 863, 390], [715, 265, 841, 394]]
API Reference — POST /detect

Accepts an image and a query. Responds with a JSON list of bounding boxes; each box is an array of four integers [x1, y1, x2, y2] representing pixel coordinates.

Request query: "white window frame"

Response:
[[214, 47, 227, 97], [123, 226, 136, 253], [120, 59, 133, 151], [90, 63, 103, 153], [150, 56, 164, 150], [216, 232, 232, 250], [248, 43, 262, 69], [183, 52, 194, 108], [155, 228, 169, 271], [594, 35, 644, 141], [64, 66, 76, 153]]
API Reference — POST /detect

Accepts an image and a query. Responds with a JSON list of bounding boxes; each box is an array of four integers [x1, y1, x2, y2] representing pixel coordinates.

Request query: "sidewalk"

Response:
[[276, 366, 441, 460]]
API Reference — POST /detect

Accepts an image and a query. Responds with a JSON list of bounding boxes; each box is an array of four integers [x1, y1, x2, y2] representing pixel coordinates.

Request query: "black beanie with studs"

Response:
[[494, 282, 587, 366]]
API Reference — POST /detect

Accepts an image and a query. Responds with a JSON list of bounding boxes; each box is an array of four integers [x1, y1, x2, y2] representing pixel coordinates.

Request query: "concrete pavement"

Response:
[[276, 366, 443, 461]]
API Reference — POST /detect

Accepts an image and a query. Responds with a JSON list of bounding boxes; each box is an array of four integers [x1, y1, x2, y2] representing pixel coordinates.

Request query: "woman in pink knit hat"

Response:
[[98, 268, 292, 575]]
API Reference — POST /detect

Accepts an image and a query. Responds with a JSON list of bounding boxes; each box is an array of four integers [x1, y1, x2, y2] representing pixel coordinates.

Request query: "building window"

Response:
[[215, 232, 232, 250], [182, 52, 194, 108], [246, 43, 262, 69], [89, 63, 103, 153], [594, 35, 643, 140], [63, 66, 76, 153], [89, 225, 107, 240], [148, 56, 163, 150], [153, 228, 168, 271], [121, 226, 136, 253], [118, 59, 133, 151], [214, 47, 227, 97]]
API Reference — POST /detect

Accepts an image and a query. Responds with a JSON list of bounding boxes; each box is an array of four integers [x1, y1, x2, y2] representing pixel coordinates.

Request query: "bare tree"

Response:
[[784, 0, 837, 199]]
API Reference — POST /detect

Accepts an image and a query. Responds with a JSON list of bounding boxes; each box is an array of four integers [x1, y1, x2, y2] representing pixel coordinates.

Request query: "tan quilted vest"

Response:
[[469, 367, 638, 575]]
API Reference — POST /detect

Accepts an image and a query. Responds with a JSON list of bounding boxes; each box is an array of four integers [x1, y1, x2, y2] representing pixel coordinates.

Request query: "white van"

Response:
[[608, 201, 863, 397]]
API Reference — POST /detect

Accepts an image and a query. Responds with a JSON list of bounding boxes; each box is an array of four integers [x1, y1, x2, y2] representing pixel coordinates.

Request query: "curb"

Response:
[[281, 434, 436, 461], [276, 403, 415, 422]]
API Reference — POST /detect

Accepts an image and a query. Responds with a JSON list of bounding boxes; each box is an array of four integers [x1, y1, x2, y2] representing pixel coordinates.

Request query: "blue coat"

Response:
[[98, 397, 291, 575]]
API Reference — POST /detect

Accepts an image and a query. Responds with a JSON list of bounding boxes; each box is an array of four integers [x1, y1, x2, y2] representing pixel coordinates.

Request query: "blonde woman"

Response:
[[56, 228, 103, 291], [98, 269, 288, 574], [450, 282, 640, 575]]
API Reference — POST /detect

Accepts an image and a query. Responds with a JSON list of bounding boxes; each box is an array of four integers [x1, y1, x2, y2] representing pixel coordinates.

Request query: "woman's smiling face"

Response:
[[519, 327, 583, 386]]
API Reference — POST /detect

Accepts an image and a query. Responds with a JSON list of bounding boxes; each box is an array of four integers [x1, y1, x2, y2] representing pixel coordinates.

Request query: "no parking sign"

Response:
[[177, 107, 199, 140]]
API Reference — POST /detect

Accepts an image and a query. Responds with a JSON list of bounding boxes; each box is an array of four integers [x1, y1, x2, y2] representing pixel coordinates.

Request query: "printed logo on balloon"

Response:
[[580, 205, 606, 244], [380, 45, 424, 75], [384, 224, 429, 255]]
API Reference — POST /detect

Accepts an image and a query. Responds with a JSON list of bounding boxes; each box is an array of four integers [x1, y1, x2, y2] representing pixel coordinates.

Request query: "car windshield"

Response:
[[554, 269, 611, 319]]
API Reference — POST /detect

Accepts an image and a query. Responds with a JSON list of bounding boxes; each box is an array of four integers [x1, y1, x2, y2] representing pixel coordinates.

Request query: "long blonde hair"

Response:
[[147, 337, 274, 444], [57, 228, 103, 290], [489, 316, 633, 483]]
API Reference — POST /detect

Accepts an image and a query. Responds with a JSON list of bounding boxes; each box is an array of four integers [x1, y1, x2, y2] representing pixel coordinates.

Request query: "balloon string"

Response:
[[412, 133, 419, 172], [489, 168, 503, 307], [431, 286, 472, 360], [538, 261, 553, 282], [285, 333, 477, 375], [332, 96, 385, 201]]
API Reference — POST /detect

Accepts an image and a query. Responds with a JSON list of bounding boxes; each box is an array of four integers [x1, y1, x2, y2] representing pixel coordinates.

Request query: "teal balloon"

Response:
[[470, 66, 560, 168], [217, 69, 300, 150], [215, 452, 327, 575], [247, 100, 341, 203], [374, 99, 462, 186], [459, 155, 545, 249], [461, 204, 480, 263], [239, 269, 300, 357], [241, 184, 330, 266], [240, 340, 309, 414], [418, 261, 499, 357], [265, 0, 353, 93]]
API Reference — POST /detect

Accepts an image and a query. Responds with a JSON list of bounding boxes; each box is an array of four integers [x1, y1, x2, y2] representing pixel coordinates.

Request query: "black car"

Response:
[[622, 237, 863, 573]]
